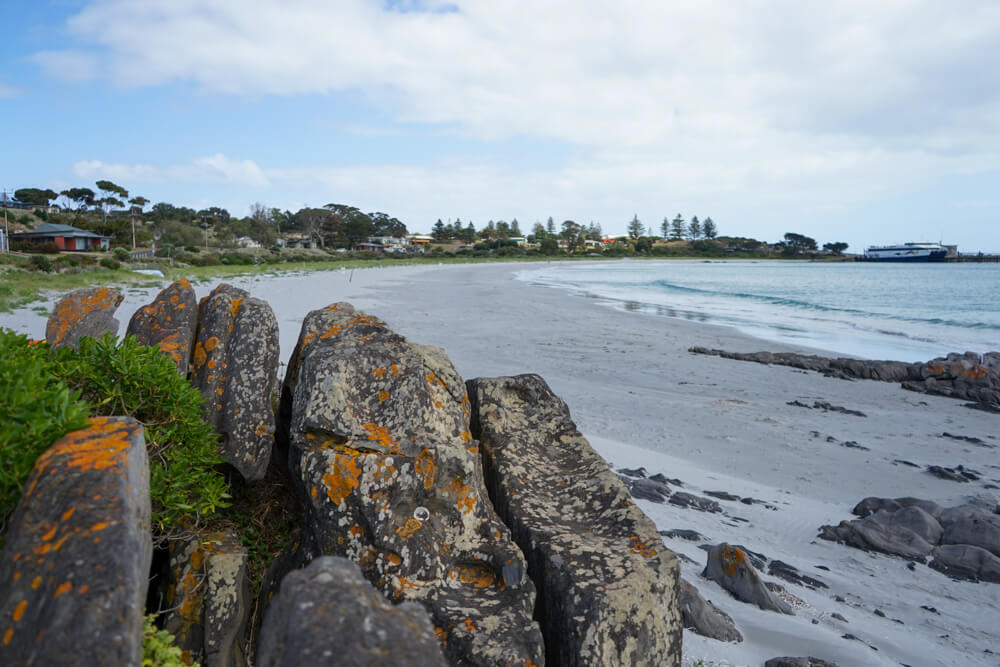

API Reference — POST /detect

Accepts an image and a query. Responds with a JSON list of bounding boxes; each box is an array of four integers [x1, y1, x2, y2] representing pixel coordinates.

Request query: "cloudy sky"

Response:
[[3, 1, 999, 250]]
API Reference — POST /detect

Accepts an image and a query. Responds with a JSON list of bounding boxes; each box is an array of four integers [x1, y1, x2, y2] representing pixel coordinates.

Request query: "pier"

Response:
[[946, 254, 1000, 263]]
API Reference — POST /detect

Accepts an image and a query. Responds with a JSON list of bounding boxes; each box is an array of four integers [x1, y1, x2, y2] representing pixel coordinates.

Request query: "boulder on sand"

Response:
[[278, 303, 543, 666], [702, 543, 794, 614], [190, 284, 279, 481], [469, 373, 683, 666], [679, 578, 742, 643], [929, 544, 1000, 583], [126, 279, 199, 375], [45, 287, 123, 349], [0, 417, 151, 666], [256, 556, 446, 667]]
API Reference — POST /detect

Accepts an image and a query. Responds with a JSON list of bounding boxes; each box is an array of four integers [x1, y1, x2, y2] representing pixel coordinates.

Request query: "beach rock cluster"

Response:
[[10, 285, 686, 665], [689, 347, 1000, 411], [819, 497, 1000, 583]]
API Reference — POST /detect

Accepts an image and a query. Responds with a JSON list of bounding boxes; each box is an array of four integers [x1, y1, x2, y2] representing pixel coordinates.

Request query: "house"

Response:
[[10, 223, 111, 251], [234, 236, 262, 249], [408, 235, 433, 247]]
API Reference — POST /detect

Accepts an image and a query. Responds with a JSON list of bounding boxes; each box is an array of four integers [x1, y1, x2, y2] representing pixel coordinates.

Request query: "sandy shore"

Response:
[[3, 262, 998, 666]]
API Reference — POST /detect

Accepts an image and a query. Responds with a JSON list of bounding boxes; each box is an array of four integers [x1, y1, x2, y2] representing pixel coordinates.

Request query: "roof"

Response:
[[12, 223, 109, 239]]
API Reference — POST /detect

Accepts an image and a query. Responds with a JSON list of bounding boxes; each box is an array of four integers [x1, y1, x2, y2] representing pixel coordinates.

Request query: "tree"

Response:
[[128, 196, 149, 248], [14, 188, 57, 206], [531, 222, 546, 241], [586, 222, 603, 241], [546, 216, 556, 236], [702, 217, 717, 239], [95, 180, 128, 225], [823, 241, 849, 255], [627, 214, 643, 240], [670, 214, 686, 240], [511, 218, 521, 237], [660, 217, 670, 240], [779, 232, 818, 255], [432, 219, 447, 241], [561, 220, 584, 252], [688, 216, 702, 240], [462, 221, 476, 243], [61, 188, 96, 212]]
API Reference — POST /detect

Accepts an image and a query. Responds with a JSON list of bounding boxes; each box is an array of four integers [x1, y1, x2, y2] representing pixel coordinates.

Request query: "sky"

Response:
[[2, 0, 999, 251]]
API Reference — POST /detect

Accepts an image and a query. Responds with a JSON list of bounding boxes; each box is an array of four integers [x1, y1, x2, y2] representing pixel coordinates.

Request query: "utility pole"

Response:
[[1, 190, 9, 254]]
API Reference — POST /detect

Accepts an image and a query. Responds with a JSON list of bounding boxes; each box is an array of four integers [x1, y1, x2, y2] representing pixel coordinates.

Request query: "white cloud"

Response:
[[73, 154, 270, 188], [0, 81, 21, 99], [27, 50, 100, 83], [41, 1, 1000, 247]]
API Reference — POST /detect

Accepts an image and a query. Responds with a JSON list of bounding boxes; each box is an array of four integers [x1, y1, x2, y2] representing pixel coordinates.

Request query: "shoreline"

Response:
[[2, 261, 997, 665]]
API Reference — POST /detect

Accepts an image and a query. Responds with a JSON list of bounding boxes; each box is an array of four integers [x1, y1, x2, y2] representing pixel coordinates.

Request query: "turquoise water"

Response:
[[516, 260, 1000, 361]]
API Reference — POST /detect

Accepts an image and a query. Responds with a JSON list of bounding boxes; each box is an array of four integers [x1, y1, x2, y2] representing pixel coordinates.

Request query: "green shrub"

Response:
[[30, 255, 53, 272], [0, 330, 90, 531], [99, 257, 121, 270], [142, 614, 194, 667], [49, 335, 229, 537], [112, 247, 131, 261]]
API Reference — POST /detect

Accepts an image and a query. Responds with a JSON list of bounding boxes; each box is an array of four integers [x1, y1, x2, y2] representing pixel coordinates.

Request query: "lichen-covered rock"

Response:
[[702, 543, 793, 614], [468, 373, 682, 666], [278, 303, 543, 666], [162, 532, 251, 667], [45, 286, 123, 349], [0, 417, 151, 665], [256, 556, 447, 667], [126, 278, 198, 374], [679, 578, 742, 643], [190, 284, 279, 481]]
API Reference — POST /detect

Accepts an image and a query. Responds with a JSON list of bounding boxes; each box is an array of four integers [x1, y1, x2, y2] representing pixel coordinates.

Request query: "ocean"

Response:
[[515, 260, 1000, 362]]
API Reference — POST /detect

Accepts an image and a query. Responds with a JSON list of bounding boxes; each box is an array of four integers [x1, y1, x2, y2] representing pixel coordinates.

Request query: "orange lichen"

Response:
[[395, 518, 423, 540], [203, 336, 220, 352], [192, 342, 207, 368], [91, 522, 110, 532], [322, 453, 363, 505], [30, 577, 41, 590], [2, 629, 12, 646], [628, 535, 657, 559], [378, 391, 390, 402], [463, 618, 476, 633], [373, 367, 388, 378], [720, 545, 748, 577], [386, 553, 403, 566], [362, 423, 398, 452], [451, 564, 495, 588], [414, 448, 437, 490], [53, 582, 73, 598], [12, 600, 27, 622], [47, 287, 122, 347], [446, 477, 477, 514], [255, 423, 269, 437], [26, 418, 132, 500]]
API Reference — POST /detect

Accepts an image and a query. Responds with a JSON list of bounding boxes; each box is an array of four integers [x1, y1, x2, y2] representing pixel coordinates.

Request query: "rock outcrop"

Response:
[[702, 543, 794, 614], [44, 286, 123, 349], [0, 417, 151, 665], [679, 578, 742, 643], [468, 373, 682, 666], [190, 284, 279, 481], [126, 278, 199, 375], [256, 556, 447, 667], [821, 497, 1000, 581], [690, 347, 1000, 411], [278, 303, 543, 665], [161, 532, 250, 667], [764, 658, 838, 667]]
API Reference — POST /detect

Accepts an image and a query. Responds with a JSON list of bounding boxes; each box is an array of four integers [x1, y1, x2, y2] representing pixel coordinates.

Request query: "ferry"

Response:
[[863, 242, 948, 262]]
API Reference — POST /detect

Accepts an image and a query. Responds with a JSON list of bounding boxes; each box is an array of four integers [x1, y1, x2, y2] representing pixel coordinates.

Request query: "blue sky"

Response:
[[2, 1, 999, 251]]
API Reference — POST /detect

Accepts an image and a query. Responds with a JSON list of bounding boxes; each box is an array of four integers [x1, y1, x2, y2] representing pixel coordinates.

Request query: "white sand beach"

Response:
[[3, 262, 998, 666]]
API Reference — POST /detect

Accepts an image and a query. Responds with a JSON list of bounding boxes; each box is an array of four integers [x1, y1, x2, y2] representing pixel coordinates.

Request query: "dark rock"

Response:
[[649, 472, 683, 486], [669, 492, 723, 513], [789, 400, 865, 416], [162, 532, 251, 667], [679, 578, 742, 643], [0, 417, 151, 665], [767, 560, 828, 590], [921, 605, 939, 614], [126, 278, 199, 374], [927, 464, 981, 483], [704, 490, 740, 501], [940, 432, 992, 448], [617, 466, 647, 478], [873, 608, 885, 617], [191, 284, 279, 481], [469, 373, 682, 666], [893, 459, 921, 468], [701, 544, 793, 614], [852, 497, 942, 519], [831, 613, 848, 623], [819, 507, 940, 561], [929, 544, 1000, 583], [279, 304, 543, 665], [256, 556, 446, 667], [659, 529, 706, 542], [764, 657, 838, 667], [45, 286, 123, 349], [628, 477, 672, 503], [939, 505, 1000, 557]]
